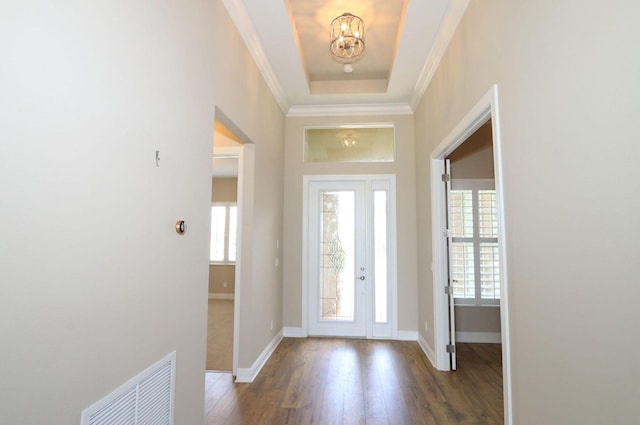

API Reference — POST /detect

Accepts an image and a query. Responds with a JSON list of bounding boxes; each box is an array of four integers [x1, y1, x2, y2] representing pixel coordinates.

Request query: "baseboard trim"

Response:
[[235, 330, 283, 383], [455, 331, 501, 343], [283, 327, 306, 338], [418, 334, 437, 368], [209, 293, 234, 300], [396, 330, 418, 341]]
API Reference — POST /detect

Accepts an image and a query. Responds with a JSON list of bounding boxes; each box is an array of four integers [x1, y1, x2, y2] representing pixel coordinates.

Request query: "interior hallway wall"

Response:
[[414, 1, 640, 423], [212, 0, 285, 370], [0, 0, 285, 423]]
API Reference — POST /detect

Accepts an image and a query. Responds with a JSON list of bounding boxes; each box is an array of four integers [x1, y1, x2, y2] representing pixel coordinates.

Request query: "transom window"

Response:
[[449, 180, 500, 306], [304, 125, 396, 163], [210, 203, 237, 264]]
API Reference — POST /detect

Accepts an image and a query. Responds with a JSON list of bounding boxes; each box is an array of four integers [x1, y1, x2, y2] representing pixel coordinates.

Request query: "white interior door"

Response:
[[444, 159, 457, 370], [306, 176, 396, 338]]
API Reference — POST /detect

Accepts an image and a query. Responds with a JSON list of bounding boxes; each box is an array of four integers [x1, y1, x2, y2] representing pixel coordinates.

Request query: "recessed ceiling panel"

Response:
[[287, 0, 407, 94]]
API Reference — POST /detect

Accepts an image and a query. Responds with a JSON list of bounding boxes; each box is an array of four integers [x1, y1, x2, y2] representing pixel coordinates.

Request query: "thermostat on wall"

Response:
[[175, 220, 185, 235]]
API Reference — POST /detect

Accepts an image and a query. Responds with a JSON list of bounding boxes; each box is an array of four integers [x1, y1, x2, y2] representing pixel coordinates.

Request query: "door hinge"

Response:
[[446, 344, 456, 353], [441, 173, 450, 182], [444, 286, 453, 295], [442, 229, 452, 238]]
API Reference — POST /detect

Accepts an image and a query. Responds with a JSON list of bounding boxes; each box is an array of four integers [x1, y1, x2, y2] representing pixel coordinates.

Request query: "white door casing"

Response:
[[429, 85, 512, 425], [303, 175, 397, 339]]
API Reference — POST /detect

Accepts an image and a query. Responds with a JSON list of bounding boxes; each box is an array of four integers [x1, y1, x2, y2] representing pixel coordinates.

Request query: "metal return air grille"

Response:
[[81, 352, 175, 425]]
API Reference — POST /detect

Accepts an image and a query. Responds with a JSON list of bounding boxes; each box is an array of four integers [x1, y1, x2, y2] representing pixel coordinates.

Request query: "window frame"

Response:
[[450, 179, 500, 307], [210, 202, 238, 265]]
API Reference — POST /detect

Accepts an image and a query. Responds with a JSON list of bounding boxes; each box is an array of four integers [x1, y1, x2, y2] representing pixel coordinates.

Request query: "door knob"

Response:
[[357, 276, 365, 280]]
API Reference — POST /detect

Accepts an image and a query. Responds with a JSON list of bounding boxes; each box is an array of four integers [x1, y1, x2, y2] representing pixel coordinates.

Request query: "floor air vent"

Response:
[[81, 351, 176, 425]]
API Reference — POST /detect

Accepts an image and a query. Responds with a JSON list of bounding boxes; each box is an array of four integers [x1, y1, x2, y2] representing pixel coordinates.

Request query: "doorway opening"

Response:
[[207, 121, 241, 373], [430, 85, 512, 424], [207, 107, 255, 377]]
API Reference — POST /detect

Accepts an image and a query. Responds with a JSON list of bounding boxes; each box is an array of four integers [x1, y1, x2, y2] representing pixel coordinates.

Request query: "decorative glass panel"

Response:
[[304, 125, 395, 163], [319, 191, 355, 321], [374, 190, 388, 323]]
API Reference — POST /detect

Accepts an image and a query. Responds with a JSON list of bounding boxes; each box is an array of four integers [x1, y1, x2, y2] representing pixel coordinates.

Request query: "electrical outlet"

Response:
[[275, 258, 279, 267], [270, 320, 274, 330], [223, 281, 227, 288], [424, 321, 428, 332]]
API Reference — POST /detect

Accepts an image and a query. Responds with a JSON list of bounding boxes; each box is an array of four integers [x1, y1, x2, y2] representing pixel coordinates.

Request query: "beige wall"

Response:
[[0, 1, 284, 424], [448, 120, 494, 180], [211, 177, 238, 202], [455, 307, 501, 333], [211, 0, 285, 371], [283, 114, 418, 334], [210, 177, 238, 294], [414, 1, 640, 423]]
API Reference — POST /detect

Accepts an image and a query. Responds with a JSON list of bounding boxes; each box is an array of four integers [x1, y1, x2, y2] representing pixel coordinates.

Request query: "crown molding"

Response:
[[221, 0, 290, 113], [410, 0, 470, 110], [287, 103, 413, 118]]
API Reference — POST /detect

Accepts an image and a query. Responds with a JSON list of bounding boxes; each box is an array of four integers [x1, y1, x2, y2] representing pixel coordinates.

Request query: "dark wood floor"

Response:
[[204, 338, 503, 425]]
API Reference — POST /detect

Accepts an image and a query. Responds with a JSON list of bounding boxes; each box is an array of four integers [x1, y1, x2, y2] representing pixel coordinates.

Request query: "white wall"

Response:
[[283, 114, 418, 335], [0, 1, 284, 424], [415, 1, 640, 423]]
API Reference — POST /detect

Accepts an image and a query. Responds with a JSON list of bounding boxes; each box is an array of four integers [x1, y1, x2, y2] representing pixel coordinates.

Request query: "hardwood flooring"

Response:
[[204, 338, 503, 425]]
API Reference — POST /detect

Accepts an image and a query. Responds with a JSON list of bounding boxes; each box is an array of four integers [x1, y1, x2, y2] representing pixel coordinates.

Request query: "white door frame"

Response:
[[302, 174, 398, 340], [212, 108, 255, 378], [429, 85, 512, 425]]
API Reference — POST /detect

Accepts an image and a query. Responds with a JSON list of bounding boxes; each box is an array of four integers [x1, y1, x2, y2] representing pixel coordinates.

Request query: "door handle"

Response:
[[356, 276, 365, 280]]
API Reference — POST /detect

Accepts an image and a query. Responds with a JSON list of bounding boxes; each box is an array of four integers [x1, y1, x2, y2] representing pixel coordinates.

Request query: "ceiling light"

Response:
[[330, 13, 365, 63]]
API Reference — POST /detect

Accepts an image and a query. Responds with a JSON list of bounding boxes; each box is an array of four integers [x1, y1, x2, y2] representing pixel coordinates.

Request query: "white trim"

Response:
[[235, 330, 283, 383], [283, 327, 306, 338], [220, 0, 289, 113], [232, 141, 254, 377], [396, 330, 418, 341], [410, 0, 470, 110], [418, 334, 437, 368], [287, 103, 413, 117], [429, 85, 512, 425], [208, 293, 235, 300], [455, 332, 502, 343], [213, 146, 242, 157]]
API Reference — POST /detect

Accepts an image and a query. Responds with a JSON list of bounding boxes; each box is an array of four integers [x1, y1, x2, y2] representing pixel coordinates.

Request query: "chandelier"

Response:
[[329, 13, 365, 64]]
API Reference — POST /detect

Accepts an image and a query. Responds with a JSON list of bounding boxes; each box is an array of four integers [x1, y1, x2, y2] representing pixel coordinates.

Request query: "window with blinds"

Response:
[[449, 180, 500, 306], [210, 203, 237, 264]]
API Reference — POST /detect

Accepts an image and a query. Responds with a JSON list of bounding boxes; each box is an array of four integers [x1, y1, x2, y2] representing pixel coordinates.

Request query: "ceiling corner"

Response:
[[221, 0, 290, 113], [409, 0, 470, 110]]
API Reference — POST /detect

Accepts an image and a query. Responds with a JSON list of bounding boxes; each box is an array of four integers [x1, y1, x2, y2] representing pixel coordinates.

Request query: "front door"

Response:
[[306, 175, 396, 338]]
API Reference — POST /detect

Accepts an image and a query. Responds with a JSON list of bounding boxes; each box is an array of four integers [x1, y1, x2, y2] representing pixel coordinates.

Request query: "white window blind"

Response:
[[449, 180, 500, 306]]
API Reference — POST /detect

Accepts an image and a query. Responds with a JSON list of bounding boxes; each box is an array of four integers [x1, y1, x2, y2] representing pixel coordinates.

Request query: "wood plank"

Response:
[[204, 338, 503, 425]]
